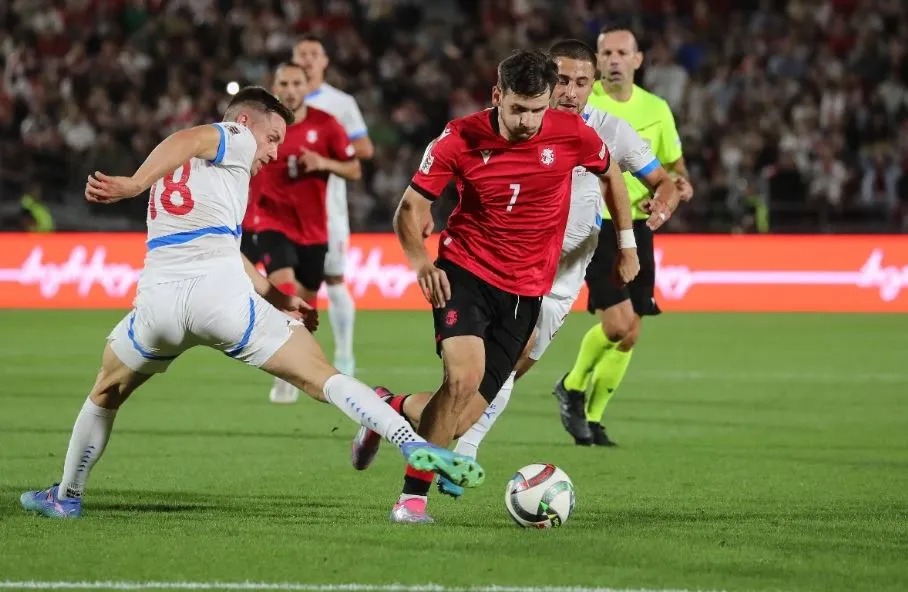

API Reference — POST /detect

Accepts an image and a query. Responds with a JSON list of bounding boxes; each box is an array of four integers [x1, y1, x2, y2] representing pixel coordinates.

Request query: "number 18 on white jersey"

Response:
[[141, 122, 257, 287]]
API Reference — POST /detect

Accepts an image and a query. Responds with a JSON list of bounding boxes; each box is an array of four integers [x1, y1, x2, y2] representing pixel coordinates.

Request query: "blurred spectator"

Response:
[[0, 0, 906, 234], [19, 185, 55, 232]]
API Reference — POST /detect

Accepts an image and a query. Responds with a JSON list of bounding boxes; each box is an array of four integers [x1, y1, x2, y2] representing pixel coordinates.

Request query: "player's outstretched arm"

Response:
[[393, 186, 450, 307], [85, 125, 222, 204], [599, 159, 640, 285]]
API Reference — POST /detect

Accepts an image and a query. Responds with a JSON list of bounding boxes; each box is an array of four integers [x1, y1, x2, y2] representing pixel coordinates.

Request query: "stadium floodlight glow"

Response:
[[226, 81, 240, 95]]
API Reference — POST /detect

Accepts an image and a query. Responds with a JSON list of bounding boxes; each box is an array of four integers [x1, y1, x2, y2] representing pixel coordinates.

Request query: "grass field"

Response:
[[1, 310, 907, 592]]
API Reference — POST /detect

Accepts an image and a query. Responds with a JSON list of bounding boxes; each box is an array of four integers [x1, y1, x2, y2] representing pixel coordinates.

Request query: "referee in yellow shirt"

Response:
[[555, 24, 694, 447]]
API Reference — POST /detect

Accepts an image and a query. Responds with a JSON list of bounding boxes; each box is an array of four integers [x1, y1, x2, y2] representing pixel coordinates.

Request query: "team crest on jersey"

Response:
[[540, 147, 555, 166], [306, 130, 318, 143]]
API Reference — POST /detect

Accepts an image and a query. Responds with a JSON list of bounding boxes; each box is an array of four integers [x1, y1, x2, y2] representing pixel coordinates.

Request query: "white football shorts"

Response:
[[529, 233, 599, 361], [109, 265, 297, 374]]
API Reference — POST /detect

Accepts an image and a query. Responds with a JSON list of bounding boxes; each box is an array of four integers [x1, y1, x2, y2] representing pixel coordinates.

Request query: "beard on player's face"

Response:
[[279, 94, 303, 112], [496, 90, 550, 141], [553, 90, 586, 114], [504, 119, 539, 140]]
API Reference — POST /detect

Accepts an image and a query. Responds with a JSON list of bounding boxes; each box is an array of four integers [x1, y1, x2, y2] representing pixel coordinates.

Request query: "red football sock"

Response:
[[403, 464, 435, 496], [388, 395, 408, 414]]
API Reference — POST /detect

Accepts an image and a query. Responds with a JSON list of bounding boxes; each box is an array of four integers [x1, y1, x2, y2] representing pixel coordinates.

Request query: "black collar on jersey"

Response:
[[489, 107, 500, 136]]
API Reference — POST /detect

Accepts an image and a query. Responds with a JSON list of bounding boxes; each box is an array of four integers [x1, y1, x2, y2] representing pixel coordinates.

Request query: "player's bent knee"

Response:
[[444, 370, 484, 403], [601, 306, 635, 342], [618, 320, 641, 351], [89, 343, 153, 409], [440, 335, 485, 401]]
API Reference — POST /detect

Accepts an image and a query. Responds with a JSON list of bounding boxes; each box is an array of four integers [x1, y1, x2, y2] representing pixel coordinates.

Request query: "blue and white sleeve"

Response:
[[209, 122, 257, 170], [616, 118, 660, 178]]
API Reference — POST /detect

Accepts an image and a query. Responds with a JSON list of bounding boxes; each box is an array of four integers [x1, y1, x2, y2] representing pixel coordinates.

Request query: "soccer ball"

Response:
[[504, 463, 575, 528]]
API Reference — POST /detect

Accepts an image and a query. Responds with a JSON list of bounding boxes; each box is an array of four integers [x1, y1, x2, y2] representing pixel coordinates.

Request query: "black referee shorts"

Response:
[[585, 220, 661, 316]]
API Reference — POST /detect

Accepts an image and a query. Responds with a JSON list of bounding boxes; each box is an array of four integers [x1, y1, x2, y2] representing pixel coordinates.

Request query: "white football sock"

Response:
[[269, 377, 299, 403], [58, 397, 117, 499], [323, 374, 423, 450], [454, 371, 516, 459], [326, 283, 355, 363]]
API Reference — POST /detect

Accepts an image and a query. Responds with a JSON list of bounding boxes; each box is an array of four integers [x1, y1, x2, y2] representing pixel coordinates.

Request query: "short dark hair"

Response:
[[274, 61, 307, 79], [497, 49, 559, 97], [549, 39, 597, 67], [225, 86, 294, 126], [295, 33, 324, 47], [599, 21, 639, 50]]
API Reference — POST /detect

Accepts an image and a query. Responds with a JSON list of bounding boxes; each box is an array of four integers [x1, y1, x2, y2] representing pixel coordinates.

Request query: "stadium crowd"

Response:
[[1, 0, 907, 233]]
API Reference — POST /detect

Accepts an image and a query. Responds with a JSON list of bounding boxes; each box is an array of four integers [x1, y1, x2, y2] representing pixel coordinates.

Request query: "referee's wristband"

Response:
[[618, 228, 636, 249]]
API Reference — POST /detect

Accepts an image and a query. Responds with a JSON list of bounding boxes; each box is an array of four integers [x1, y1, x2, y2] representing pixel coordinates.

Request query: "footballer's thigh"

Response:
[[432, 258, 495, 397], [260, 325, 336, 401], [419, 258, 494, 443], [104, 280, 199, 406], [184, 268, 337, 401], [89, 342, 155, 409], [422, 334, 485, 444]]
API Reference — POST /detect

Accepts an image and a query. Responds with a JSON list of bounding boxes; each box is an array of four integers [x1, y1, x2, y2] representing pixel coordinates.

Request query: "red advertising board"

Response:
[[0, 233, 906, 312]]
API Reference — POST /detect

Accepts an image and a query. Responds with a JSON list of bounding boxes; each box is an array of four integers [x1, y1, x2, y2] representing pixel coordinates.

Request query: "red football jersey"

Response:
[[254, 106, 355, 245], [410, 108, 611, 297], [243, 175, 262, 231]]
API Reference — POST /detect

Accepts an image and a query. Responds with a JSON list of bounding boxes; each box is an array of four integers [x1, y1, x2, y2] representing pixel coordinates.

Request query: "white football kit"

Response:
[[304, 84, 368, 276], [529, 106, 659, 360], [109, 122, 296, 374]]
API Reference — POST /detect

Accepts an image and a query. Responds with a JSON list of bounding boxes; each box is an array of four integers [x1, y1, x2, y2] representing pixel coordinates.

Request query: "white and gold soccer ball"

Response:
[[504, 463, 575, 528]]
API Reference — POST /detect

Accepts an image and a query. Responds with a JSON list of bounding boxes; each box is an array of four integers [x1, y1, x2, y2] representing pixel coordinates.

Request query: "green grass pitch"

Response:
[[0, 310, 906, 592]]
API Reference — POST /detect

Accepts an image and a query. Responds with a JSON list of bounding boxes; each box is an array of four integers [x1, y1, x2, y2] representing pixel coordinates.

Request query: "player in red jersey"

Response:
[[253, 62, 361, 404], [365, 50, 639, 523]]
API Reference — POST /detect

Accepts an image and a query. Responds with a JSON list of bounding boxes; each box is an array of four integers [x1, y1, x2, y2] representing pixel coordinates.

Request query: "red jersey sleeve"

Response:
[[409, 126, 460, 201], [326, 116, 356, 162], [576, 120, 611, 175]]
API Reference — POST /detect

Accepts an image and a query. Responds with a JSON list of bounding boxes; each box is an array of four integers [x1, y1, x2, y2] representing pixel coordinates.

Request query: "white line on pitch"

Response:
[[0, 583, 710, 592]]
